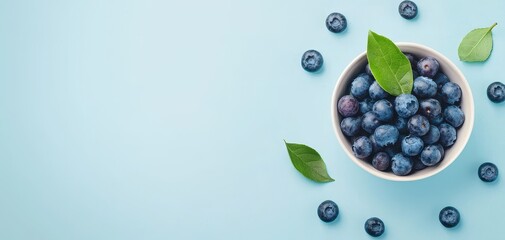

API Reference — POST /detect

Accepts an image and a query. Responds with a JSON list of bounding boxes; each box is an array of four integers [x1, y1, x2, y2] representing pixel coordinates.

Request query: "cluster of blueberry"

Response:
[[337, 55, 464, 176]]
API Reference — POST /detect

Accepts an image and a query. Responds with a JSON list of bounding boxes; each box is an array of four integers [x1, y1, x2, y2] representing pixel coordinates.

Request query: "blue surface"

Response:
[[0, 0, 504, 239]]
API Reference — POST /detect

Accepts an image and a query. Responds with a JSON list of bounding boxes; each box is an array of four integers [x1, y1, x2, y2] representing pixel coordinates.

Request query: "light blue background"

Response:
[[0, 0, 504, 239]]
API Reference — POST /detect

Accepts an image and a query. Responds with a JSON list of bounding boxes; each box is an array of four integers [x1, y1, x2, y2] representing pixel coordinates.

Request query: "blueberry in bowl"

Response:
[[331, 43, 474, 181]]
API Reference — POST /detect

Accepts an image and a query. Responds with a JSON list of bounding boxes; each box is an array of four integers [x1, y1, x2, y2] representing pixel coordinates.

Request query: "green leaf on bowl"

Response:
[[284, 140, 334, 183], [367, 30, 413, 96], [458, 23, 497, 62]]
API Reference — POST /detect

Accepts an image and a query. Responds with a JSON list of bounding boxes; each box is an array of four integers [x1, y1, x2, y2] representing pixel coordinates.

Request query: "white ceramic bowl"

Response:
[[331, 42, 474, 181]]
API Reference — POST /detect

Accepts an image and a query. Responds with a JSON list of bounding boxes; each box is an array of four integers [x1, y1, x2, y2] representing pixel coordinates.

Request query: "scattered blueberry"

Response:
[[317, 200, 339, 222], [487, 82, 505, 103], [362, 111, 382, 134], [373, 99, 394, 121], [439, 206, 460, 228], [340, 117, 362, 137], [408, 114, 430, 136], [372, 152, 391, 171], [478, 162, 499, 182], [364, 217, 385, 237], [419, 98, 442, 120], [413, 76, 437, 98], [420, 145, 442, 166], [398, 0, 418, 20], [351, 74, 373, 100], [395, 117, 409, 134], [417, 57, 440, 78], [438, 123, 457, 148], [326, 12, 347, 33], [401, 135, 424, 156], [369, 81, 390, 100], [391, 153, 413, 176], [301, 50, 323, 72], [352, 136, 373, 159], [444, 106, 465, 128], [440, 82, 462, 105], [338, 95, 359, 117], [395, 94, 419, 118], [421, 126, 440, 144], [359, 98, 375, 114], [374, 125, 400, 148]]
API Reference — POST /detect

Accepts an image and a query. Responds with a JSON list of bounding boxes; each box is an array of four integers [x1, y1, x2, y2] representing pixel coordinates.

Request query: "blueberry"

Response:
[[351, 74, 372, 99], [372, 99, 394, 121], [391, 153, 413, 176], [413, 159, 428, 171], [369, 81, 390, 100], [408, 115, 430, 136], [362, 111, 382, 134], [338, 95, 359, 117], [359, 98, 375, 114], [372, 152, 391, 171], [434, 72, 450, 93], [417, 57, 440, 78], [478, 162, 499, 182], [326, 12, 347, 33], [369, 134, 383, 152], [435, 144, 445, 158], [401, 135, 424, 156], [317, 200, 339, 222], [444, 106, 465, 128], [301, 50, 323, 72], [365, 63, 373, 76], [364, 217, 385, 237], [420, 145, 442, 166], [352, 136, 373, 159], [340, 117, 362, 137], [439, 206, 460, 228], [395, 117, 408, 134], [440, 82, 462, 105], [430, 114, 444, 126], [374, 125, 400, 148], [487, 82, 505, 103], [438, 123, 457, 148], [421, 126, 440, 144], [413, 76, 437, 98], [419, 98, 442, 121], [404, 52, 417, 68], [395, 94, 419, 118], [398, 0, 418, 20]]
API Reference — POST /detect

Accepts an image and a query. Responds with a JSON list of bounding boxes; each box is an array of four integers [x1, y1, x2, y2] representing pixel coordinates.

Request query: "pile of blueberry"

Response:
[[337, 55, 465, 176]]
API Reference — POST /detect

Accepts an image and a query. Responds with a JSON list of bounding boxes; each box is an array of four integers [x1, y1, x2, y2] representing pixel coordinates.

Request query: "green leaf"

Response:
[[458, 23, 497, 62], [367, 30, 413, 96], [284, 140, 334, 183]]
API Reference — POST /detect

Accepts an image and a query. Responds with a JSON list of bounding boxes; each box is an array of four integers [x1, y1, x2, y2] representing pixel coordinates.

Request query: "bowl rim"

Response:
[[331, 42, 475, 181]]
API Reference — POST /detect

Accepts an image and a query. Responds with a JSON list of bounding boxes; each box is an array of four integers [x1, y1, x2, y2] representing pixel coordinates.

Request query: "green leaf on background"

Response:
[[458, 22, 497, 62], [284, 141, 334, 183], [367, 30, 413, 96]]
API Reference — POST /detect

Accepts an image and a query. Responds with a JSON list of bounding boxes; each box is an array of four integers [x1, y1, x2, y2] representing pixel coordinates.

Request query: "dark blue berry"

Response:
[[440, 82, 462, 105], [369, 134, 383, 152], [444, 106, 465, 128], [317, 200, 339, 222], [340, 117, 362, 137], [326, 12, 347, 33], [395, 94, 419, 118], [372, 152, 390, 171], [362, 111, 382, 134], [487, 82, 505, 103], [430, 114, 444, 126], [338, 95, 359, 117], [478, 162, 498, 182], [398, 1, 418, 20], [401, 135, 424, 156], [374, 125, 399, 148], [419, 98, 442, 121], [373, 99, 394, 121], [395, 117, 408, 134], [301, 50, 323, 72], [435, 144, 445, 158], [438, 123, 457, 148], [359, 98, 374, 114], [413, 159, 428, 171], [434, 73, 450, 94], [408, 115, 430, 136], [352, 136, 373, 159], [364, 217, 385, 237], [417, 57, 440, 78], [391, 153, 413, 176], [421, 126, 440, 144], [369, 81, 390, 100], [404, 52, 417, 68], [351, 74, 372, 100], [420, 145, 442, 166], [413, 76, 437, 98], [439, 206, 460, 228]]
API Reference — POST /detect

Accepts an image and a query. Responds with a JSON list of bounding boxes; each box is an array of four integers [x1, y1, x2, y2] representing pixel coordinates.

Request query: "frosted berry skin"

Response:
[[364, 217, 385, 237], [325, 12, 347, 33], [369, 81, 390, 100], [440, 82, 462, 105], [413, 76, 437, 98], [439, 206, 460, 228], [417, 57, 440, 78], [372, 152, 390, 171], [352, 136, 373, 159], [391, 153, 413, 176], [340, 117, 362, 137], [374, 125, 399, 148], [478, 162, 499, 182], [394, 94, 419, 118], [301, 50, 323, 72], [401, 135, 424, 156], [372, 99, 394, 121], [408, 115, 430, 136], [487, 82, 505, 103], [362, 111, 382, 134], [359, 98, 374, 114], [317, 200, 339, 222], [398, 0, 418, 20], [421, 126, 440, 145], [338, 95, 359, 117], [438, 123, 457, 148], [444, 106, 465, 128], [420, 145, 442, 166], [351, 74, 373, 100], [419, 98, 442, 121]]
